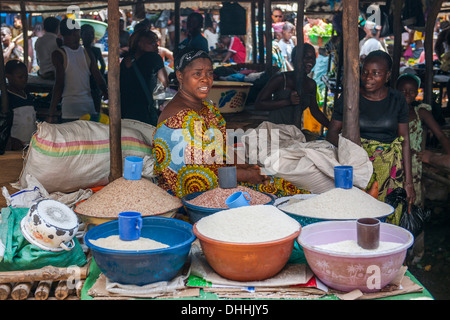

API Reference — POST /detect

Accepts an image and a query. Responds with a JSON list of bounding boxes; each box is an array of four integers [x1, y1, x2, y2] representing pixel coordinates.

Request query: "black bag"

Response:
[[219, 2, 246, 35], [385, 188, 431, 237], [0, 110, 13, 155]]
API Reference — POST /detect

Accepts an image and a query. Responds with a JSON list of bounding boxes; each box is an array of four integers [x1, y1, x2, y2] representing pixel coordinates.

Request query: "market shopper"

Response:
[[1, 60, 37, 149], [326, 50, 415, 224], [47, 18, 107, 123], [152, 47, 308, 199], [219, 35, 246, 64], [35, 17, 60, 80], [254, 43, 330, 130], [1, 26, 24, 64], [120, 29, 168, 125], [177, 12, 209, 53], [396, 73, 450, 207]]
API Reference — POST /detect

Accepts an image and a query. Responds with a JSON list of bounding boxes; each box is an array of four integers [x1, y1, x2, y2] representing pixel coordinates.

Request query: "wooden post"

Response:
[[391, 0, 403, 89], [342, 0, 361, 145], [20, 1, 29, 70], [174, 0, 180, 55], [264, 0, 272, 74], [34, 280, 52, 300], [424, 0, 444, 105], [0, 35, 9, 116], [11, 282, 34, 300], [251, 1, 257, 63], [0, 283, 12, 300], [108, 0, 122, 182], [258, 0, 264, 64]]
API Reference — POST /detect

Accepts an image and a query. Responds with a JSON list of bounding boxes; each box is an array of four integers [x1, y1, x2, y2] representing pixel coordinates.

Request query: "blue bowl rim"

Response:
[[181, 190, 276, 211], [84, 216, 196, 255]]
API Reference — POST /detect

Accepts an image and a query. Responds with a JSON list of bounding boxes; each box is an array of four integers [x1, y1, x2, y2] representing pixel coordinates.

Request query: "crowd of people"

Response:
[[1, 9, 449, 247]]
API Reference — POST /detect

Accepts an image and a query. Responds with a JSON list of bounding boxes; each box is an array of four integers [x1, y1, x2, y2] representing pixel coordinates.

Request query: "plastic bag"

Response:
[[384, 188, 431, 237]]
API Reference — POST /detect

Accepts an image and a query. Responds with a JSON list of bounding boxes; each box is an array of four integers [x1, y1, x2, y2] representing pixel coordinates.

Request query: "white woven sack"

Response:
[[19, 119, 155, 193]]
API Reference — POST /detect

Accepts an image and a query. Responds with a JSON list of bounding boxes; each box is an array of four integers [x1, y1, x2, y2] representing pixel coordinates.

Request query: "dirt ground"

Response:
[[406, 195, 450, 300]]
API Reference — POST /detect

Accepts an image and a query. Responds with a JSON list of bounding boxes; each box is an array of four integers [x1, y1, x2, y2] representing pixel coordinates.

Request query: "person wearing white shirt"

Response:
[[35, 17, 60, 80]]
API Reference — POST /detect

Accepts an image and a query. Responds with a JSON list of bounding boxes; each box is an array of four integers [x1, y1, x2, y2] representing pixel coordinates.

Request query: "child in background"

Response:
[[2, 60, 37, 149], [396, 73, 450, 208]]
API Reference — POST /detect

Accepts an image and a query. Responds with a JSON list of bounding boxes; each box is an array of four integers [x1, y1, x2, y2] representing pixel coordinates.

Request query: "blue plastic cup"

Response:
[[118, 211, 143, 241], [225, 191, 251, 208], [334, 165, 353, 189], [123, 156, 143, 180]]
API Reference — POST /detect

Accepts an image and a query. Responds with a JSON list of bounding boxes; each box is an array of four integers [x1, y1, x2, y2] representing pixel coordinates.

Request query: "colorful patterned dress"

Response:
[[152, 100, 309, 198], [408, 103, 432, 208]]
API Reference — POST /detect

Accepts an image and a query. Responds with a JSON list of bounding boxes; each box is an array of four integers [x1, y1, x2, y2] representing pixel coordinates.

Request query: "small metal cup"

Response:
[[218, 166, 237, 189], [357, 218, 380, 250]]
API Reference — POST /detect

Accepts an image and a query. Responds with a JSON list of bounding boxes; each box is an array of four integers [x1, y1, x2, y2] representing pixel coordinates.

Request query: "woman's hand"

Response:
[[289, 91, 301, 105], [236, 165, 270, 185], [404, 183, 416, 213]]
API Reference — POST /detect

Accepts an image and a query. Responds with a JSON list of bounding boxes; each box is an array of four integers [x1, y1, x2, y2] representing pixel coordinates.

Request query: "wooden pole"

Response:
[[0, 265, 88, 284], [107, 0, 122, 182], [20, 1, 29, 70], [174, 0, 180, 55], [424, 0, 444, 105], [342, 0, 361, 145], [251, 1, 257, 63], [258, 0, 264, 64], [264, 0, 272, 74], [391, 0, 404, 89]]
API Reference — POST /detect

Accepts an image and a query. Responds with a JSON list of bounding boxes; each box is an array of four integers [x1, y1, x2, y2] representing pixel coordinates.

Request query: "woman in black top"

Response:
[[120, 29, 168, 125], [326, 50, 415, 223], [254, 43, 330, 130]]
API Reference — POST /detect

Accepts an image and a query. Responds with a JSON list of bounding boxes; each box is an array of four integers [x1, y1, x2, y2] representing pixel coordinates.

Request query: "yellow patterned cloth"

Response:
[[361, 137, 404, 225], [152, 100, 309, 198]]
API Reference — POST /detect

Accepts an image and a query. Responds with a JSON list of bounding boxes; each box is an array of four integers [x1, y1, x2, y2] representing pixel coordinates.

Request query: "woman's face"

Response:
[[282, 28, 293, 41], [397, 80, 418, 105], [302, 46, 316, 74], [177, 58, 214, 100], [138, 35, 158, 52], [7, 67, 28, 91], [361, 57, 391, 93]]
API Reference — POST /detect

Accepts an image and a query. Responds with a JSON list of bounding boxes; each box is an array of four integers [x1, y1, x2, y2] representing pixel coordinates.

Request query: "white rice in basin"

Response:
[[90, 235, 169, 251], [315, 240, 403, 254], [195, 205, 300, 243], [282, 187, 393, 220]]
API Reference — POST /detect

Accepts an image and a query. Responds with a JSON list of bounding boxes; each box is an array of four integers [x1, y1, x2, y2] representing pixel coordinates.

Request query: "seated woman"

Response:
[[254, 43, 330, 130], [326, 50, 415, 225], [152, 47, 308, 199]]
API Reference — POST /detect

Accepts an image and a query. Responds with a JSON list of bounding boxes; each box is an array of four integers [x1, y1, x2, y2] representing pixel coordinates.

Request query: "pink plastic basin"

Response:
[[298, 220, 414, 293]]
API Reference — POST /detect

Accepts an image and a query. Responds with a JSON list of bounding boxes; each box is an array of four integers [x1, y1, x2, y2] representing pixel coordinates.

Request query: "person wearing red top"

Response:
[[220, 35, 246, 64]]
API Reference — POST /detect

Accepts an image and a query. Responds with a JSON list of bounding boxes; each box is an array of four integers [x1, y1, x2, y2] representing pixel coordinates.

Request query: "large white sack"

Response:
[[19, 119, 156, 193], [240, 122, 373, 194]]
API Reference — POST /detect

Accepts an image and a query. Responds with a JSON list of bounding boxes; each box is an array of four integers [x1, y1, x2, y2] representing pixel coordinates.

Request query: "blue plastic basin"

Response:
[[84, 216, 196, 286]]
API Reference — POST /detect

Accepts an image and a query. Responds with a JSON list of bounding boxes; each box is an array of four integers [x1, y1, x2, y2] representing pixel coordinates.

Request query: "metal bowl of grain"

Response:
[[298, 220, 413, 293], [84, 216, 196, 285], [75, 177, 182, 228], [277, 188, 394, 227], [181, 187, 276, 224]]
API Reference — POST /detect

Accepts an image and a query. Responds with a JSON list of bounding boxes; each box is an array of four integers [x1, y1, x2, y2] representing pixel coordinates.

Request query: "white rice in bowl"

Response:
[[282, 187, 393, 220], [90, 235, 169, 251], [195, 205, 300, 243]]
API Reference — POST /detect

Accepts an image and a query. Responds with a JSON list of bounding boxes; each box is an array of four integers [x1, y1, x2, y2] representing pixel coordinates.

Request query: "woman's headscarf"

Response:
[[174, 47, 212, 71]]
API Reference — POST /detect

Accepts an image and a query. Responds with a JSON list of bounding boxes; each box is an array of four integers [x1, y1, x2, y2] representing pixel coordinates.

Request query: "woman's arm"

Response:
[[325, 119, 342, 147], [306, 79, 330, 128], [398, 122, 416, 212], [254, 73, 294, 111], [419, 108, 450, 154]]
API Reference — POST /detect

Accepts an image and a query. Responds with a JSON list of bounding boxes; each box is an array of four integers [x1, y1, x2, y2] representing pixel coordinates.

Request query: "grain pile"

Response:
[[90, 235, 169, 251], [281, 187, 393, 219], [315, 240, 402, 253], [196, 205, 300, 243], [186, 186, 272, 208], [75, 177, 182, 218]]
